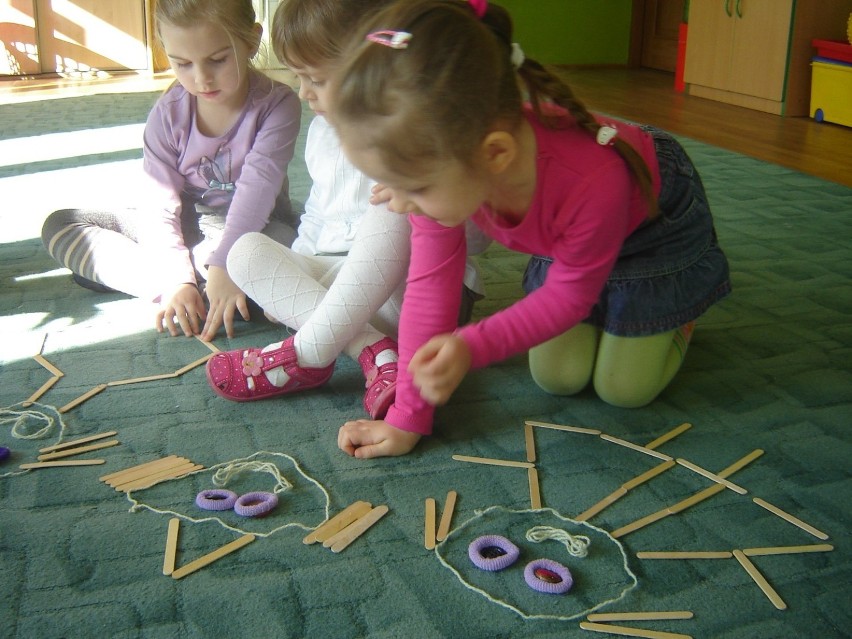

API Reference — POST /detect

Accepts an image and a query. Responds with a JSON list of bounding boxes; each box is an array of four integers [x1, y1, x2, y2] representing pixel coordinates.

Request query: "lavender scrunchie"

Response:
[[468, 535, 520, 571]]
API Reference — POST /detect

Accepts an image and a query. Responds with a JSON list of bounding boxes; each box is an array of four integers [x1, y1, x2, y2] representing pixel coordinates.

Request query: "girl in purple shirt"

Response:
[[330, 0, 731, 458], [40, 0, 301, 341]]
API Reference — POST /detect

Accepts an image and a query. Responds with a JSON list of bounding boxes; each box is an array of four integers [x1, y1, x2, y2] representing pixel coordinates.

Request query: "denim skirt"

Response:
[[522, 127, 731, 337]]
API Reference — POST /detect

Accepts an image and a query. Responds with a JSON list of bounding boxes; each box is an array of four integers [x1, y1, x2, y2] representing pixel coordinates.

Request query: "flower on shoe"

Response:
[[242, 352, 263, 377]]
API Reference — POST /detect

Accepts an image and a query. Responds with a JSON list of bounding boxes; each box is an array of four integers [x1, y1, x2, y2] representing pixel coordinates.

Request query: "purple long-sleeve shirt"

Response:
[[139, 71, 300, 293]]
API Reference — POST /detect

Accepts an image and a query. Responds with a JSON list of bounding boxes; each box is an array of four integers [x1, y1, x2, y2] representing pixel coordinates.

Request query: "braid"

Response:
[[517, 56, 658, 218]]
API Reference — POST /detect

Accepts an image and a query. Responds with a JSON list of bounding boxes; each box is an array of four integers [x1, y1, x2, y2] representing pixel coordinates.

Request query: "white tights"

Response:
[[226, 205, 410, 370]]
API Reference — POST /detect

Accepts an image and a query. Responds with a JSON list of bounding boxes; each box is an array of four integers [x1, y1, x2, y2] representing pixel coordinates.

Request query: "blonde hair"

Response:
[[333, 0, 656, 215], [154, 0, 262, 63], [271, 0, 393, 68]]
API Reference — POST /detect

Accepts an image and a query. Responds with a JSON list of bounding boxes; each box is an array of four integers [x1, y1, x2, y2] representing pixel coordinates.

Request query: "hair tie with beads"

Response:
[[596, 125, 618, 146], [510, 43, 525, 69]]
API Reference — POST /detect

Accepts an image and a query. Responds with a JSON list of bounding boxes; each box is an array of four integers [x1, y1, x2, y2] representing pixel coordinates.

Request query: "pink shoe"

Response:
[[358, 337, 398, 419], [206, 336, 334, 402]]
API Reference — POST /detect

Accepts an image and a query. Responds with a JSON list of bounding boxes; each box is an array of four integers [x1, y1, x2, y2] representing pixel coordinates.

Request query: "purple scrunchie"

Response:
[[195, 489, 238, 511], [468, 535, 520, 571], [524, 558, 573, 594], [234, 491, 279, 517]]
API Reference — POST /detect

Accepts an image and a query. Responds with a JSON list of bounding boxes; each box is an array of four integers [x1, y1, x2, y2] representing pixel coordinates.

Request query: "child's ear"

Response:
[[480, 131, 517, 175], [250, 23, 263, 57]]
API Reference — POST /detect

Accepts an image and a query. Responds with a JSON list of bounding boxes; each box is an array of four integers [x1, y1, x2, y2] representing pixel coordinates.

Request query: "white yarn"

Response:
[[1, 403, 67, 440], [212, 460, 294, 494], [525, 525, 591, 558], [1, 403, 70, 479], [125, 451, 332, 539], [434, 506, 638, 622]]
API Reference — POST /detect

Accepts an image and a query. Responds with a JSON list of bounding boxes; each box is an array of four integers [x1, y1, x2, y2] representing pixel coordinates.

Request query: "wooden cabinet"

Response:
[[684, 0, 852, 115]]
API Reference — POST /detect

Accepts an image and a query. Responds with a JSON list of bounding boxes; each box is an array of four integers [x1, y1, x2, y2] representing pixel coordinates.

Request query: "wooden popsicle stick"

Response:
[[742, 543, 833, 557], [579, 621, 693, 639], [577, 461, 676, 522], [666, 484, 726, 515], [19, 459, 105, 469], [610, 509, 671, 539], [100, 455, 183, 483], [732, 549, 787, 610], [622, 460, 677, 491], [611, 454, 747, 540], [435, 490, 457, 542], [524, 422, 537, 462], [644, 423, 692, 451], [636, 551, 733, 560], [112, 460, 199, 491], [328, 505, 389, 553], [40, 430, 118, 453], [599, 434, 673, 462], [106, 458, 194, 488], [451, 454, 533, 469], [34, 353, 64, 377], [528, 467, 542, 509], [107, 372, 177, 387], [117, 462, 203, 492], [717, 449, 764, 478], [171, 533, 255, 580], [575, 487, 629, 522], [163, 518, 180, 576], [37, 439, 119, 461], [676, 458, 747, 494], [525, 420, 601, 435], [195, 335, 221, 353], [58, 383, 108, 413], [303, 501, 373, 544], [752, 498, 829, 540], [23, 375, 61, 406], [173, 353, 214, 376], [587, 611, 694, 622], [424, 498, 437, 550]]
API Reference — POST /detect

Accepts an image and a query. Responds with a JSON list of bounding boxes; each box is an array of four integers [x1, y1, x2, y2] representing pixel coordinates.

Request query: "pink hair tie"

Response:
[[366, 30, 413, 49], [468, 0, 487, 18]]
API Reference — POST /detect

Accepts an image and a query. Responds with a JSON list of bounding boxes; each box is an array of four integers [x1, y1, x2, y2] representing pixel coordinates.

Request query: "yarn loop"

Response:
[[525, 525, 591, 558]]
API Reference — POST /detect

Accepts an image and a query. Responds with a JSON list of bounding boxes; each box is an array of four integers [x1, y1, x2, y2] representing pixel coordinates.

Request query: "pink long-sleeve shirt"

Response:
[[139, 71, 300, 294], [385, 112, 660, 435]]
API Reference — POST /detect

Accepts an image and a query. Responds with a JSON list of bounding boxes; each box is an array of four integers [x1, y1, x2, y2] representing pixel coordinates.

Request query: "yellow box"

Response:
[[810, 59, 852, 128]]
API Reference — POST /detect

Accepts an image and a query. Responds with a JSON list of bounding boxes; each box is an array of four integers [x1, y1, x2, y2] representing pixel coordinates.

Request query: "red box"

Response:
[[812, 39, 852, 64]]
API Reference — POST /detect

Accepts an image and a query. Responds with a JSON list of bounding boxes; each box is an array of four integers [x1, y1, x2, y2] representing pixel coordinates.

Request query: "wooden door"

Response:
[[641, 0, 685, 72], [683, 0, 737, 90], [0, 0, 40, 75], [726, 0, 793, 100]]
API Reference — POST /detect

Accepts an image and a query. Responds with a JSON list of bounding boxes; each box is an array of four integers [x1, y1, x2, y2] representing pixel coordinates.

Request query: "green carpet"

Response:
[[0, 90, 850, 639]]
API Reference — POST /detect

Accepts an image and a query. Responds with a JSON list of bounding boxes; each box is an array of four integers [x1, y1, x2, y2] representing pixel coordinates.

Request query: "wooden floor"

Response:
[[560, 68, 852, 188], [2, 67, 851, 188]]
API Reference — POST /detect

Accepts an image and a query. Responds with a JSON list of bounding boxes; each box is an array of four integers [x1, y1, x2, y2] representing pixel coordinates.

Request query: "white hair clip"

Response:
[[366, 30, 413, 49], [511, 43, 525, 69], [596, 125, 618, 146]]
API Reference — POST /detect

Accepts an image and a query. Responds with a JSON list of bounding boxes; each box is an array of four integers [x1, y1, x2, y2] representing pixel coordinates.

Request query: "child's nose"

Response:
[[195, 66, 212, 87]]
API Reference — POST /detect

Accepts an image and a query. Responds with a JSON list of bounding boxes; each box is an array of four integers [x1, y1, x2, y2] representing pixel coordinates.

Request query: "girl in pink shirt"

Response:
[[330, 0, 731, 458], [40, 0, 301, 341]]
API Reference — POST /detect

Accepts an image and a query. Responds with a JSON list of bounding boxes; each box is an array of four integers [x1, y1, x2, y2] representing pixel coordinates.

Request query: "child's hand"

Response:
[[369, 184, 394, 206], [157, 283, 206, 337], [199, 266, 250, 341], [338, 419, 421, 459], [409, 334, 471, 405]]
